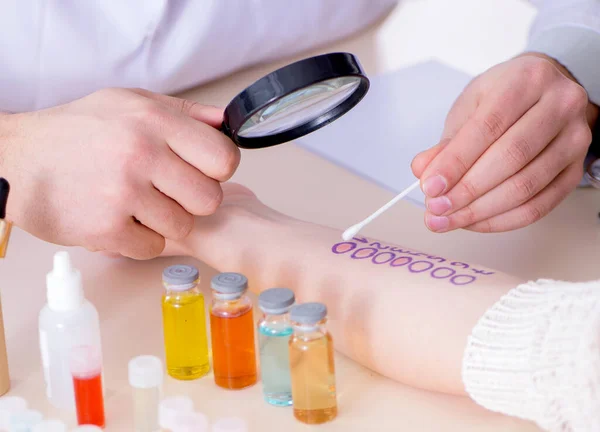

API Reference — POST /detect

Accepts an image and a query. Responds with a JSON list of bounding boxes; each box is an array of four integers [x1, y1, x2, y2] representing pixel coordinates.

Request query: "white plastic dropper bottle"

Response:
[[38, 251, 102, 410]]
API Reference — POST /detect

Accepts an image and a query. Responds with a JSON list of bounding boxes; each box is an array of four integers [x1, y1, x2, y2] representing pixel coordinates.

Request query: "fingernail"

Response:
[[427, 196, 452, 215], [422, 175, 447, 197], [426, 214, 449, 232]]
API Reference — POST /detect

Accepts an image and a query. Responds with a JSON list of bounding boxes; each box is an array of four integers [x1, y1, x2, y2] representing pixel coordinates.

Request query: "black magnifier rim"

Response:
[[222, 52, 369, 149]]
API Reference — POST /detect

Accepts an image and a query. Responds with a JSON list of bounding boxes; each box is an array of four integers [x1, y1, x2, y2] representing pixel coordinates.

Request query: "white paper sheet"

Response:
[[297, 61, 472, 207]]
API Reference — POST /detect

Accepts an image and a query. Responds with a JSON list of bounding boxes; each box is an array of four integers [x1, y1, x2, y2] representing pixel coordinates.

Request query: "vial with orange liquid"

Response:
[[162, 265, 210, 380], [69, 345, 105, 428], [209, 273, 257, 390], [289, 303, 337, 424]]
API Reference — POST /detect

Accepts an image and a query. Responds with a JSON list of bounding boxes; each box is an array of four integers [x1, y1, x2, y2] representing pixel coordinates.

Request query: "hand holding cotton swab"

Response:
[[342, 179, 421, 241]]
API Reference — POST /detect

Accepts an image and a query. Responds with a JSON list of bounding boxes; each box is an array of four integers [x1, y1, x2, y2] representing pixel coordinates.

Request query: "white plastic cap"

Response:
[[70, 426, 103, 432], [172, 411, 208, 432], [128, 355, 163, 389], [46, 251, 84, 312], [8, 409, 43, 431], [0, 396, 27, 429], [212, 417, 248, 432], [32, 419, 67, 432], [159, 396, 194, 430]]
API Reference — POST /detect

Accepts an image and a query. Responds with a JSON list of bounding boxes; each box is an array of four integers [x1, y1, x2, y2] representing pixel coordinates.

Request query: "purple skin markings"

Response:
[[369, 242, 390, 250], [372, 252, 396, 264], [351, 248, 379, 259], [430, 267, 456, 279], [332, 242, 357, 255], [450, 275, 477, 285], [390, 256, 412, 267], [390, 248, 423, 256], [471, 268, 495, 276], [426, 255, 447, 263], [408, 261, 435, 273], [331, 239, 479, 285]]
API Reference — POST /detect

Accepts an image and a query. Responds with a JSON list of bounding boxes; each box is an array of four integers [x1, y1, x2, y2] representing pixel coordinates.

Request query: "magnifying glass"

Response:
[[221, 52, 369, 149], [585, 157, 600, 188]]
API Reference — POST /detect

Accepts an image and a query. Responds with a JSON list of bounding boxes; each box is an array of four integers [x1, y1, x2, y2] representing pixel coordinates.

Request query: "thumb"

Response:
[[131, 88, 224, 128], [411, 80, 480, 178]]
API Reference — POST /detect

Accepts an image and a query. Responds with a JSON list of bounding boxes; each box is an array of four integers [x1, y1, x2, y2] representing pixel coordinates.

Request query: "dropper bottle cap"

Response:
[[46, 251, 84, 312], [212, 417, 248, 432], [0, 178, 9, 220], [0, 177, 12, 258]]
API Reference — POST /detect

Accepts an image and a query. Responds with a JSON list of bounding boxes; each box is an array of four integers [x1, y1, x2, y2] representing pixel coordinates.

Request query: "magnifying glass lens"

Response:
[[237, 76, 361, 138], [586, 158, 600, 188]]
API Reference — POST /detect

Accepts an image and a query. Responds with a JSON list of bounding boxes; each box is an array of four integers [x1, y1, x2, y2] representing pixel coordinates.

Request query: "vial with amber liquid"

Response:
[[289, 303, 337, 424], [209, 272, 257, 389], [162, 265, 210, 380]]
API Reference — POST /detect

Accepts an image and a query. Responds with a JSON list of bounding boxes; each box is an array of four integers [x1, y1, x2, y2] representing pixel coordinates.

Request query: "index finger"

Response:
[[132, 88, 224, 128], [419, 74, 542, 198]]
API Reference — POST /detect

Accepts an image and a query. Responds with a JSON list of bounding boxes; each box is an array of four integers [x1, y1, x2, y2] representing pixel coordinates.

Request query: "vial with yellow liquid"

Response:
[[162, 265, 210, 380], [289, 302, 337, 424]]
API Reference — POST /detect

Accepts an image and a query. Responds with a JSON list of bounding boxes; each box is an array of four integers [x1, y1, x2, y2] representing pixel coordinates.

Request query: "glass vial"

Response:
[[70, 345, 105, 428], [257, 288, 295, 406], [128, 355, 163, 432], [162, 265, 210, 380], [159, 396, 194, 432], [289, 303, 337, 424], [209, 273, 257, 390]]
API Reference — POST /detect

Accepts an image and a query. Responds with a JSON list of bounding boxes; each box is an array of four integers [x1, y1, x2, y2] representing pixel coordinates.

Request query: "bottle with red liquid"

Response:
[[70, 345, 105, 428]]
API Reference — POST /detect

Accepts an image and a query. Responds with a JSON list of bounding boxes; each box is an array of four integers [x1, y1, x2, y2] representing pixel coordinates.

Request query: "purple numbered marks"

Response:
[[331, 237, 495, 286]]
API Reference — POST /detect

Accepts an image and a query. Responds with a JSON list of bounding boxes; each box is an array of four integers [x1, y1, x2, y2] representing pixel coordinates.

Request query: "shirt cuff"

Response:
[[527, 25, 600, 106]]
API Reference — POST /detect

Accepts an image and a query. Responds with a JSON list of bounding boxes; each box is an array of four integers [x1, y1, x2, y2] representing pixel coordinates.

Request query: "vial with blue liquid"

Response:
[[258, 288, 295, 406]]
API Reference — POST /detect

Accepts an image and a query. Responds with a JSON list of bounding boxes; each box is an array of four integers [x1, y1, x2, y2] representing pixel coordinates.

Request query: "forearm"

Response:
[[179, 206, 521, 395]]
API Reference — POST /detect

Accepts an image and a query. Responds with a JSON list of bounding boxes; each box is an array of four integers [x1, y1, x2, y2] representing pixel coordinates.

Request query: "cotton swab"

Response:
[[342, 179, 421, 241]]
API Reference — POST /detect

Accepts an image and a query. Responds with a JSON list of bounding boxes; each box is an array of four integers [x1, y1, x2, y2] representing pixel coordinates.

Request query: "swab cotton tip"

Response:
[[342, 224, 362, 241], [342, 179, 420, 240]]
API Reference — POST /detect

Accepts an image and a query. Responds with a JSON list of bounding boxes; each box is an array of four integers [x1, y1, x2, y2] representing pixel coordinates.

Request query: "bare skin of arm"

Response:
[[164, 184, 522, 395]]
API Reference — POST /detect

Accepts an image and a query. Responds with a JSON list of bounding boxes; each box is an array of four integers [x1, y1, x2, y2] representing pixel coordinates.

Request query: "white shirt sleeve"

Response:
[[527, 0, 600, 105], [0, 0, 397, 113], [463, 279, 600, 431]]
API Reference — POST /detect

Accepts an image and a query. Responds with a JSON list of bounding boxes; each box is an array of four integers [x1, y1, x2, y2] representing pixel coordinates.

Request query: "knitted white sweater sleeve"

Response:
[[462, 279, 600, 432]]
